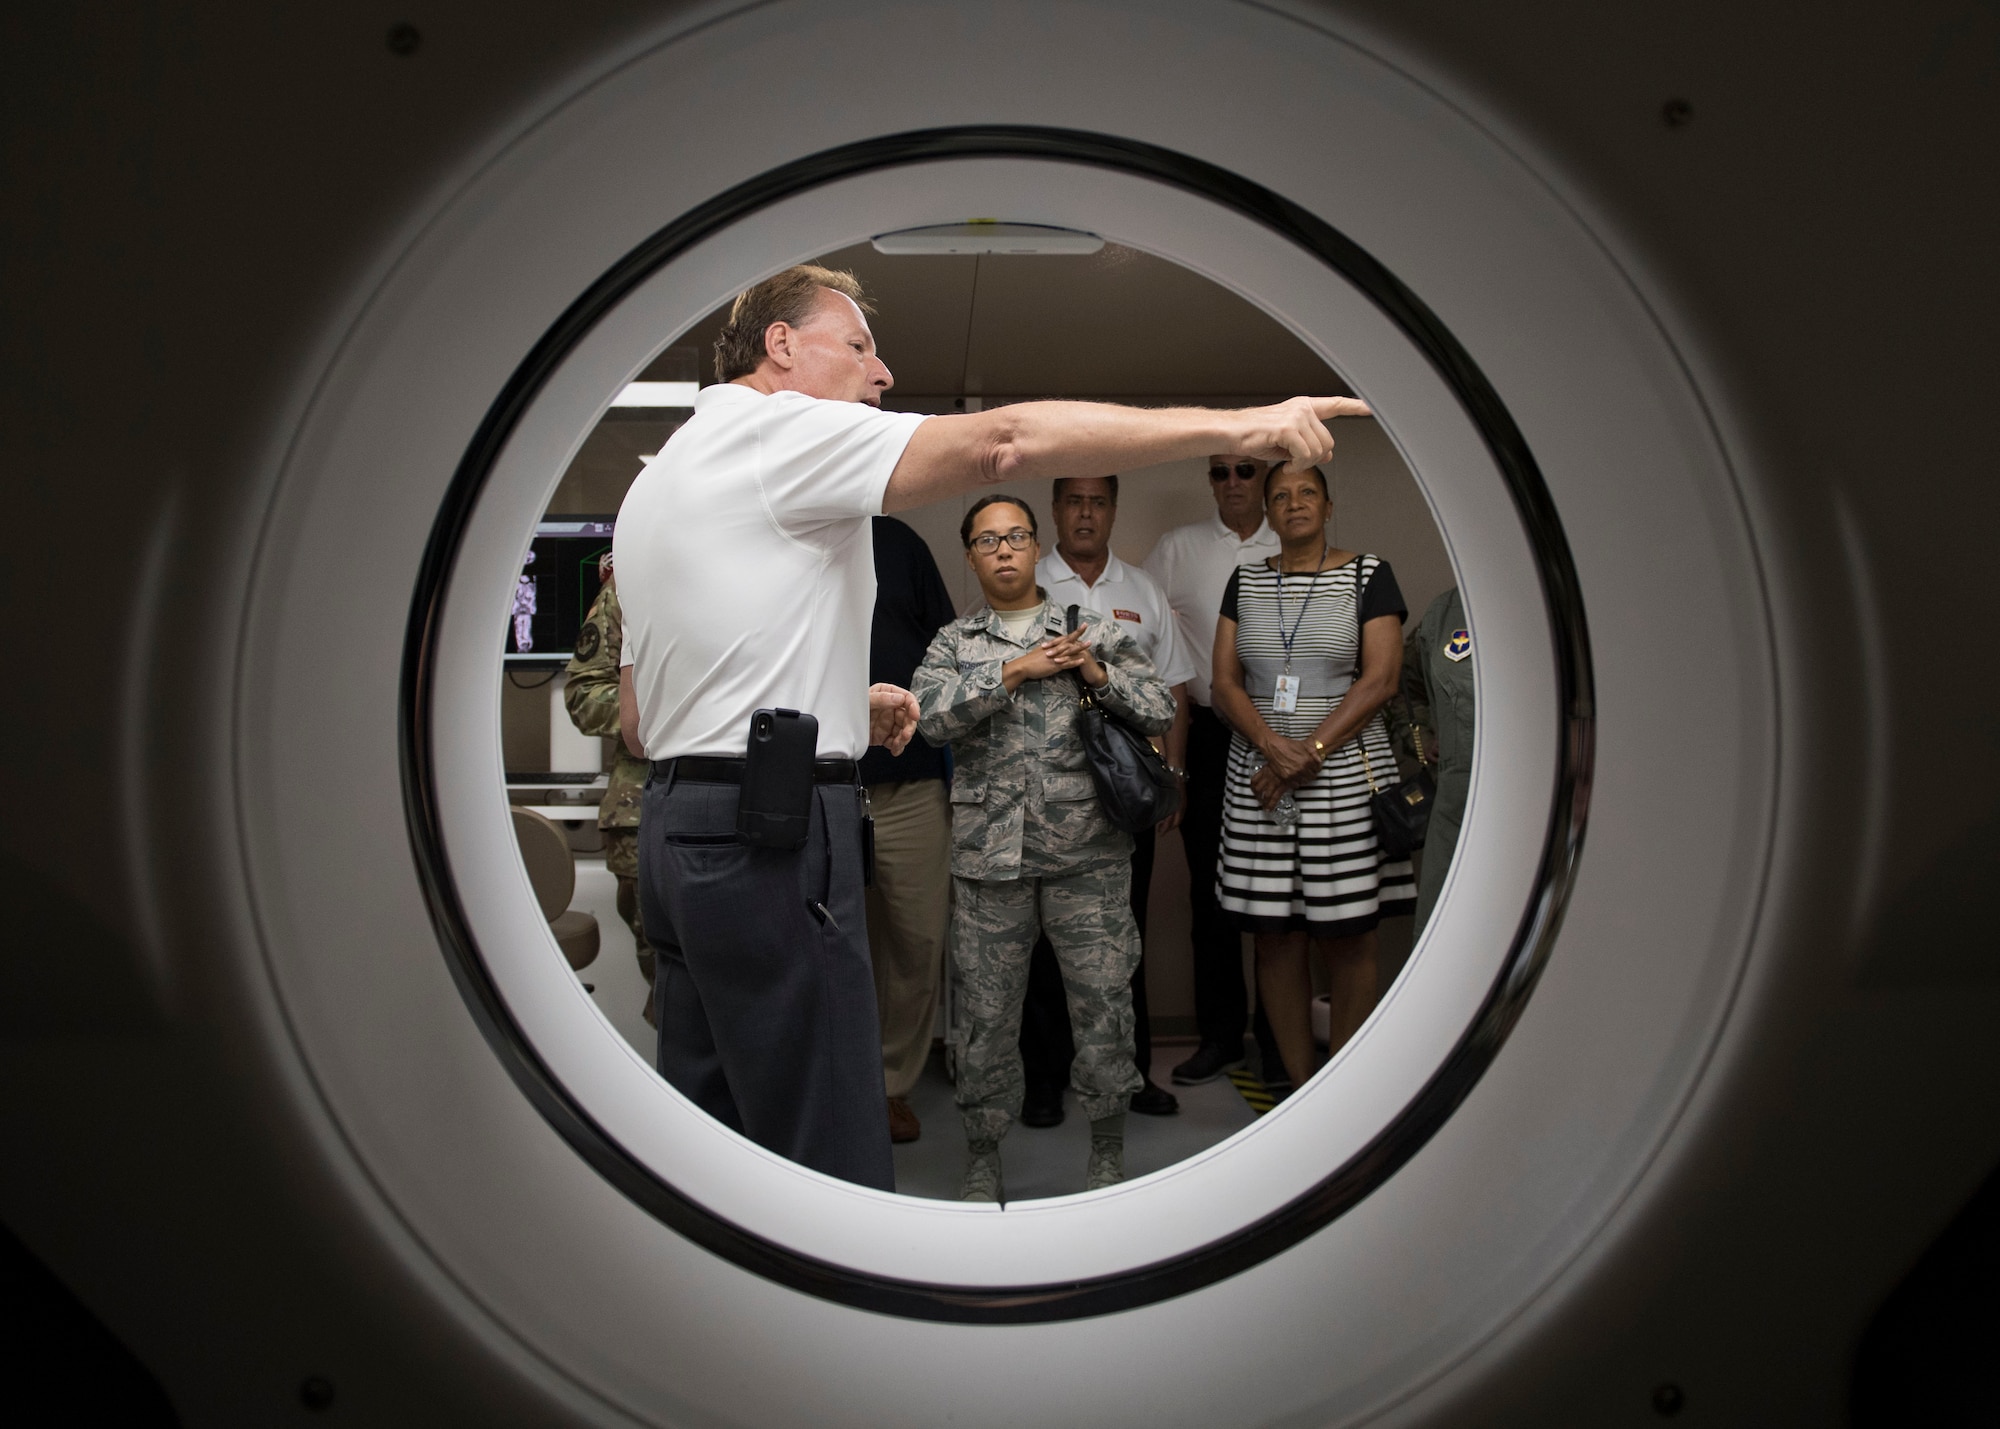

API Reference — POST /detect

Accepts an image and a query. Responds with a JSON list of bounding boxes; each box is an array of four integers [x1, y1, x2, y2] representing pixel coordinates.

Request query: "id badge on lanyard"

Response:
[[1274, 552, 1329, 717]]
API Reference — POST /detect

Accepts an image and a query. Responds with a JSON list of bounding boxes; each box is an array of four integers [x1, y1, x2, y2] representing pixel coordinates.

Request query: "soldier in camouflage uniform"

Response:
[[562, 566, 655, 1021], [913, 496, 1176, 1201]]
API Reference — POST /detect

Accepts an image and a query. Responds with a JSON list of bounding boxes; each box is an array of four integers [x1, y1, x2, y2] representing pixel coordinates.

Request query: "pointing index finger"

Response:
[[1309, 396, 1372, 420]]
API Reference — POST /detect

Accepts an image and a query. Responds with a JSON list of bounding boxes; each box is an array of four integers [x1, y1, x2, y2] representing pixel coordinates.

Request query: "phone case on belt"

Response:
[[737, 708, 818, 850]]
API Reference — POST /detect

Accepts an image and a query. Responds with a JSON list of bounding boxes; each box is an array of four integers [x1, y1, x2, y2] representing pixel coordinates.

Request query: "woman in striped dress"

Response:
[[1210, 464, 1414, 1090]]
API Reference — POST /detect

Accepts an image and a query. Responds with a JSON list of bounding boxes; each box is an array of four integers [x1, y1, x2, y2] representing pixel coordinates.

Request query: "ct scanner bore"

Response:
[[230, 12, 1772, 1413], [414, 130, 1590, 1320], [7, 3, 1998, 1425]]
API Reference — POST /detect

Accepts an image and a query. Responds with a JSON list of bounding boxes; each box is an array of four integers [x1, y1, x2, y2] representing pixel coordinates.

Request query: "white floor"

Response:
[[564, 855, 1262, 1201], [890, 1046, 1258, 1202], [570, 856, 655, 1056]]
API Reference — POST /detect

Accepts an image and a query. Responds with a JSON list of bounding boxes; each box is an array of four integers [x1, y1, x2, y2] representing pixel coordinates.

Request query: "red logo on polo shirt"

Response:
[[1113, 608, 1141, 623]]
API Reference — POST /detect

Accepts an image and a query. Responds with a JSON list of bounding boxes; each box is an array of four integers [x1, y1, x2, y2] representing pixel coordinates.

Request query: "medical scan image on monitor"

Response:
[[503, 518, 615, 662]]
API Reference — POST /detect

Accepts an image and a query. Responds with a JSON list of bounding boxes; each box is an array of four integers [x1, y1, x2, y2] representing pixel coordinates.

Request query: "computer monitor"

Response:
[[504, 517, 615, 666]]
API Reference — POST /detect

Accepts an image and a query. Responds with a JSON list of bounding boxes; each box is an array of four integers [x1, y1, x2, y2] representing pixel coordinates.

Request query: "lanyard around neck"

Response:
[[1276, 544, 1330, 668]]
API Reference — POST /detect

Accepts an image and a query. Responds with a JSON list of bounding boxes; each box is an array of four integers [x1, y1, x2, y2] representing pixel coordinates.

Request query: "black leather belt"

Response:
[[652, 756, 858, 784]]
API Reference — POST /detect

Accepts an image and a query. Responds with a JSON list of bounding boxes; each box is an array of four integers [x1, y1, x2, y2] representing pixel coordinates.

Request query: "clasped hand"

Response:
[[1005, 628, 1106, 688], [868, 683, 921, 754], [1251, 737, 1322, 809]]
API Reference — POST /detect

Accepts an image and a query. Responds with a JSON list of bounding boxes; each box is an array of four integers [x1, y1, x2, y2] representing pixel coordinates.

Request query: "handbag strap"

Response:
[[1356, 735, 1385, 796], [1064, 603, 1102, 711], [1066, 604, 1173, 768], [1338, 561, 1392, 794]]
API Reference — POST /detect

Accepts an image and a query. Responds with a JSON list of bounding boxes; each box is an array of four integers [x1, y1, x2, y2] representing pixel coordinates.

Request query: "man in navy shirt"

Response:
[[860, 516, 959, 1143]]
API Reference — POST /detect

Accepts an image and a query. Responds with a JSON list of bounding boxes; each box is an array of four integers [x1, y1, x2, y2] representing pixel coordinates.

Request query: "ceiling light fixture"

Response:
[[871, 221, 1104, 255], [610, 381, 699, 408]]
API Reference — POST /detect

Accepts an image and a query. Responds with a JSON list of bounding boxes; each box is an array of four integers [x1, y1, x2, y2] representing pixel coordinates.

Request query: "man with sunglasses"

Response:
[[1142, 456, 1286, 1089], [617, 263, 1363, 1191]]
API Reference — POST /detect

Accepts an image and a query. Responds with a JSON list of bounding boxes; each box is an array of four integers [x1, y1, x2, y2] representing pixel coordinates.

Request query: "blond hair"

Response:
[[712, 265, 872, 383]]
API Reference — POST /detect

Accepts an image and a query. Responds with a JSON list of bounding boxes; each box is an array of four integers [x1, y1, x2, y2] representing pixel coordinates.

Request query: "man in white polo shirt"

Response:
[[616, 265, 1364, 1189], [1021, 474, 1196, 1123], [1143, 455, 1285, 1089]]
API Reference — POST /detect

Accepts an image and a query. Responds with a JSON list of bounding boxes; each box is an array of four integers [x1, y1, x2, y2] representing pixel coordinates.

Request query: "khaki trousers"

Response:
[[864, 778, 951, 1099]]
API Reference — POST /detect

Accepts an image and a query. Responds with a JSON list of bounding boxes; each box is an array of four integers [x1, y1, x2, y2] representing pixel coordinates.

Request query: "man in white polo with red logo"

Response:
[[615, 263, 1364, 1190], [1021, 474, 1196, 1124]]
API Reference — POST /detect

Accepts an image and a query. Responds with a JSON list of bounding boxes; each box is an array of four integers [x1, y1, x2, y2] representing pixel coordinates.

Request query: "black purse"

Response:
[[1065, 604, 1184, 834], [1356, 714, 1434, 858]]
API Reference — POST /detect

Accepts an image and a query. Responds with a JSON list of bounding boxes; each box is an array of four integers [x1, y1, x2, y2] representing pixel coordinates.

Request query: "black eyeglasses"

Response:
[[1208, 462, 1264, 482], [968, 528, 1035, 554]]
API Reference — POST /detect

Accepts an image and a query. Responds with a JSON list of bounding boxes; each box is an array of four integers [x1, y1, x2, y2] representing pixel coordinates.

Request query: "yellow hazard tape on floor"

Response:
[[1227, 1067, 1278, 1116]]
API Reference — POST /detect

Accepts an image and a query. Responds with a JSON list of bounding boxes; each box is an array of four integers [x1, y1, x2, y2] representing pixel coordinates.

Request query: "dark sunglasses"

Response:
[[1208, 461, 1264, 483]]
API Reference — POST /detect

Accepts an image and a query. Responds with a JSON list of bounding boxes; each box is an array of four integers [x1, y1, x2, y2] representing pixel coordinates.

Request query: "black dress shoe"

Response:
[[1130, 1079, 1179, 1116], [1020, 1089, 1066, 1128], [1170, 1043, 1243, 1086]]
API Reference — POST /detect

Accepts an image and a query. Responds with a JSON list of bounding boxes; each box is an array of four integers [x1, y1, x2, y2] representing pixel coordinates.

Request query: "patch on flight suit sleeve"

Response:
[[1444, 628, 1472, 662]]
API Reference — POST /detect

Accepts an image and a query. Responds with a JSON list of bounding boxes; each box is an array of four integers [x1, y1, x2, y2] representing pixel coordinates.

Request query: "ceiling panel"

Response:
[[638, 240, 1346, 399], [961, 247, 1344, 397]]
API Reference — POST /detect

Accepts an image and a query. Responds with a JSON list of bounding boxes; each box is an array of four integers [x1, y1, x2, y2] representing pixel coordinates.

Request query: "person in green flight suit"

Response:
[[1388, 586, 1474, 931], [563, 557, 654, 1023]]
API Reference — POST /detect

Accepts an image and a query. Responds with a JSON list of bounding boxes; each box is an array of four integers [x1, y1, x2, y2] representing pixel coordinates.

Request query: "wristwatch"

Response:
[[1311, 739, 1327, 756]]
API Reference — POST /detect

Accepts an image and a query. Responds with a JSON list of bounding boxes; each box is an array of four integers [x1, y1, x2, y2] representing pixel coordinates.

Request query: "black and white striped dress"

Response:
[[1216, 554, 1417, 934]]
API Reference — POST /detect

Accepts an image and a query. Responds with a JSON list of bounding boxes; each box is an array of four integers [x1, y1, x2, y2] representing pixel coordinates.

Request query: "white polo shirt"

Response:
[[615, 383, 928, 759], [1035, 548, 1197, 689], [1141, 515, 1282, 705]]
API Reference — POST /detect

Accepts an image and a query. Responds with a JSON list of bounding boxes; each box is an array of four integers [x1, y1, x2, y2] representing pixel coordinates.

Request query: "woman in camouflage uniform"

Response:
[[913, 496, 1175, 1201]]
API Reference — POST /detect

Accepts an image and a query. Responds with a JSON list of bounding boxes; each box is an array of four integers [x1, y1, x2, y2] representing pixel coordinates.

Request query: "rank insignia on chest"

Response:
[[1113, 608, 1141, 623], [1444, 628, 1472, 662]]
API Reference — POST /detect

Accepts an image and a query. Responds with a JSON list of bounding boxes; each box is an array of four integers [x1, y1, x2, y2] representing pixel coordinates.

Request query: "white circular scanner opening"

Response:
[[231, 2, 1773, 1420], [507, 226, 1481, 1194], [423, 153, 1568, 1291]]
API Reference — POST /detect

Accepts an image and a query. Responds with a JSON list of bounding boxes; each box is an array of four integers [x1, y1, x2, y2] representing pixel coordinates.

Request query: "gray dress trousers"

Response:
[[639, 771, 894, 1191]]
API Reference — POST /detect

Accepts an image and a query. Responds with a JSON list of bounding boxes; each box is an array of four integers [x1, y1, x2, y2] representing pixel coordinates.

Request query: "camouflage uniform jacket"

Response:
[[913, 596, 1175, 881], [563, 582, 646, 831]]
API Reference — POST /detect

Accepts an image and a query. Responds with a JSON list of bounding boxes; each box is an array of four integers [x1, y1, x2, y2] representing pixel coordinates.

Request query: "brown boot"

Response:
[[887, 1096, 921, 1144]]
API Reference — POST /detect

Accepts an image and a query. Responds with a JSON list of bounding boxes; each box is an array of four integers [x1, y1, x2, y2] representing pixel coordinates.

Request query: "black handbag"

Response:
[[1065, 604, 1184, 833], [1356, 713, 1434, 858]]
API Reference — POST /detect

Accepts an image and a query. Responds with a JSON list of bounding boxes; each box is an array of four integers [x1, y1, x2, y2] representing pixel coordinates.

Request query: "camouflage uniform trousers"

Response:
[[952, 862, 1144, 1143], [601, 829, 654, 985]]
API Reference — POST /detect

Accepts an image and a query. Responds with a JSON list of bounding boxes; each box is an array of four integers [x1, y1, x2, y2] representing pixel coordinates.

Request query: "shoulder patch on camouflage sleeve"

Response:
[[575, 622, 601, 662]]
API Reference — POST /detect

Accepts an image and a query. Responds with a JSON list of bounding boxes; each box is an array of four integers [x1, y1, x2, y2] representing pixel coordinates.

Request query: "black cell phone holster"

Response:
[[736, 708, 818, 850]]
